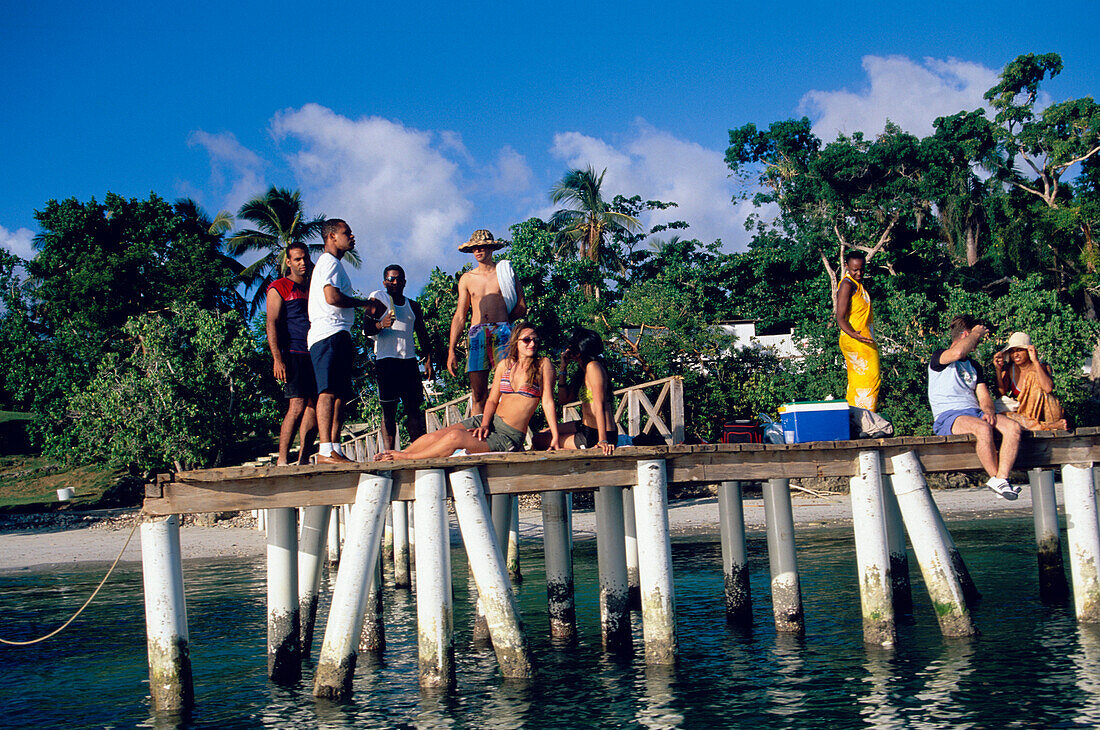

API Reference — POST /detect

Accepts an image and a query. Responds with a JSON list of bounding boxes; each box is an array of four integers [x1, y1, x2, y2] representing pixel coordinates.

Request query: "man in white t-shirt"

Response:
[[307, 219, 388, 464], [366, 264, 436, 450]]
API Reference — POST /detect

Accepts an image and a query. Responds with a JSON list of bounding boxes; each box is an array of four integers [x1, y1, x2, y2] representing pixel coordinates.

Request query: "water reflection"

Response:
[[766, 634, 809, 719], [1073, 625, 1100, 725], [858, 649, 904, 729], [636, 664, 684, 729], [912, 640, 976, 729]]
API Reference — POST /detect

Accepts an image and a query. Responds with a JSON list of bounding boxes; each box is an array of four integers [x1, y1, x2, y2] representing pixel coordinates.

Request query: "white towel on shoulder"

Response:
[[496, 260, 517, 314]]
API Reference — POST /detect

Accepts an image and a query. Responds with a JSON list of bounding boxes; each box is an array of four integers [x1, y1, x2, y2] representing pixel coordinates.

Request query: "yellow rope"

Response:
[[0, 518, 141, 646]]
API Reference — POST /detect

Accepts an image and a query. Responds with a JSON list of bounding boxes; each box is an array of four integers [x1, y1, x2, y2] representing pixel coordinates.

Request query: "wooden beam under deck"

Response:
[[142, 429, 1100, 516]]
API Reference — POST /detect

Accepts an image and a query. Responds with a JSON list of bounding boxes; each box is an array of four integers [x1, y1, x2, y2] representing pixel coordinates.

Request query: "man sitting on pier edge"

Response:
[[307, 218, 388, 464], [928, 314, 1023, 499]]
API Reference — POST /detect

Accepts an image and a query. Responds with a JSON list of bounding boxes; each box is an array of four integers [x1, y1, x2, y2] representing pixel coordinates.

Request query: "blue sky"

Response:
[[3, 1, 1099, 293]]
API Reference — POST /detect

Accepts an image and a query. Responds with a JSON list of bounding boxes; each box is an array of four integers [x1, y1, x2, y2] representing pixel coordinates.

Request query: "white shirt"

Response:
[[369, 289, 417, 360], [307, 252, 355, 348]]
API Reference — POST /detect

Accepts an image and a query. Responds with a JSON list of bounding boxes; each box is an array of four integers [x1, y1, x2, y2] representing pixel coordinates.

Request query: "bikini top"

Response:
[[499, 364, 540, 398], [578, 384, 593, 404]]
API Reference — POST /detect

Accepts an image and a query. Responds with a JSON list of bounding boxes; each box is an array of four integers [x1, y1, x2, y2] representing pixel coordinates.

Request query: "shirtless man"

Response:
[[446, 230, 526, 414]]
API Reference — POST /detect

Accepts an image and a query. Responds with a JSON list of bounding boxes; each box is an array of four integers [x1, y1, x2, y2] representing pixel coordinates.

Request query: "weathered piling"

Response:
[[297, 505, 331, 656], [414, 469, 455, 688], [762, 478, 804, 635], [326, 505, 341, 567], [881, 475, 913, 614], [256, 508, 266, 533], [541, 490, 576, 641], [717, 480, 752, 626], [508, 496, 522, 583], [383, 506, 394, 566], [393, 501, 411, 588], [849, 452, 896, 647], [449, 467, 533, 678], [623, 487, 641, 609], [266, 507, 301, 682], [1029, 468, 1069, 603], [140, 515, 193, 713], [595, 485, 633, 651], [491, 493, 512, 558], [313, 474, 393, 701], [634, 460, 676, 664], [358, 554, 385, 654], [889, 451, 976, 637], [929, 503, 981, 608], [1062, 463, 1100, 623]]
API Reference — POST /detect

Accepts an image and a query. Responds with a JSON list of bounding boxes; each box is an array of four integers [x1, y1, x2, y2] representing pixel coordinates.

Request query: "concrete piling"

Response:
[[1029, 468, 1069, 603], [325, 506, 341, 568], [297, 505, 331, 657], [414, 469, 455, 688], [383, 506, 394, 566], [762, 478, 804, 635], [881, 475, 913, 614], [266, 507, 301, 682], [508, 495, 522, 583], [358, 553, 385, 654], [140, 515, 193, 713], [849, 452, 896, 647], [1062, 463, 1100, 623], [449, 467, 533, 678], [634, 460, 676, 664], [393, 501, 411, 588], [717, 480, 752, 626], [313, 474, 393, 701], [889, 451, 976, 637], [623, 487, 641, 609], [595, 485, 633, 651], [541, 490, 576, 641]]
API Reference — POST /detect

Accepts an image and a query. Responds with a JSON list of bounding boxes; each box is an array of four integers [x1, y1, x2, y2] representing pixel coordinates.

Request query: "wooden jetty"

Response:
[[138, 424, 1100, 712]]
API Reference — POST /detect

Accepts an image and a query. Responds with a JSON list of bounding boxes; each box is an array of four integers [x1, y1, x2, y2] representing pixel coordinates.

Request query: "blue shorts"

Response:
[[933, 407, 984, 436], [310, 330, 355, 400], [467, 322, 511, 373]]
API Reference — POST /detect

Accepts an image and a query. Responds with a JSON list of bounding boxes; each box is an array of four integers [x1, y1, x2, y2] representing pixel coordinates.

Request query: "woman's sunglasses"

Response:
[[519, 337, 540, 345]]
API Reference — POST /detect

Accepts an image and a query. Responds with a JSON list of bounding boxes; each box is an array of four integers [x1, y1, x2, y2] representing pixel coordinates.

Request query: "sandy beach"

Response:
[[0, 485, 1049, 573]]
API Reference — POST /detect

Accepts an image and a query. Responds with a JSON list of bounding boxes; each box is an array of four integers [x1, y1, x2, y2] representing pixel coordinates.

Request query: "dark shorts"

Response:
[[460, 414, 526, 453], [310, 330, 355, 400], [933, 407, 984, 436], [377, 357, 423, 407], [283, 351, 317, 400], [572, 421, 618, 449]]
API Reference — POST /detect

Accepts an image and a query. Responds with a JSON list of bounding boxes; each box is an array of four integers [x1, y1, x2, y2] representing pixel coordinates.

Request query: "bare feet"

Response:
[[316, 452, 353, 464], [373, 451, 397, 462]]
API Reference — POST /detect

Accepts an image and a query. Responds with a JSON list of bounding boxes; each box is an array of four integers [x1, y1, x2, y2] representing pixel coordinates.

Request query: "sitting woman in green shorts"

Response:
[[375, 323, 560, 460]]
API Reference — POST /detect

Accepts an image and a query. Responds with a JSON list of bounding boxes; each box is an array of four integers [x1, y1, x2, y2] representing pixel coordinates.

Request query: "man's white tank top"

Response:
[[369, 290, 416, 360]]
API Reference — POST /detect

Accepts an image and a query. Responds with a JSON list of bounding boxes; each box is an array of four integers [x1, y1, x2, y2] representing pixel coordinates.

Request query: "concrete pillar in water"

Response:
[[326, 505, 341, 568], [507, 495, 522, 584], [313, 473, 392, 701], [1029, 468, 1069, 603], [889, 451, 976, 637], [297, 505, 331, 657], [256, 509, 265, 533], [541, 490, 576, 641], [359, 552, 385, 654], [140, 515, 193, 712], [595, 485, 632, 651], [267, 507, 300, 682], [927, 500, 981, 608], [718, 480, 752, 626], [1062, 463, 1100, 623], [634, 460, 676, 664], [623, 486, 641, 608], [393, 500, 411, 588], [383, 505, 394, 566], [414, 469, 455, 688], [762, 478, 804, 635], [881, 475, 913, 614], [849, 452, 896, 647], [408, 499, 416, 570], [449, 467, 533, 678]]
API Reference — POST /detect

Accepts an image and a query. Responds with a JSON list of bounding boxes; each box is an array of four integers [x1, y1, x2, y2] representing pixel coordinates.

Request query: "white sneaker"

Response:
[[986, 477, 1019, 501]]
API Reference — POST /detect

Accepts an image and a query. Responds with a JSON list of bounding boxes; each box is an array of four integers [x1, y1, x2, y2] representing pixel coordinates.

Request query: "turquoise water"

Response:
[[2, 516, 1100, 728]]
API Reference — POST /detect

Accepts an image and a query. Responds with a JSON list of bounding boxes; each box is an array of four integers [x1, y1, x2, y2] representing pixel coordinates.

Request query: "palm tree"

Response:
[[549, 167, 641, 264], [227, 187, 332, 315]]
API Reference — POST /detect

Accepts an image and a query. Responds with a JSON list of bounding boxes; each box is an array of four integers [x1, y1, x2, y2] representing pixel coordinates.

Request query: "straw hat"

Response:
[[458, 229, 508, 253], [999, 331, 1032, 354]]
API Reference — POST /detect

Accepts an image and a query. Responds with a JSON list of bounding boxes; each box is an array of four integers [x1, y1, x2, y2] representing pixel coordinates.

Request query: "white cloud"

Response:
[[488, 146, 533, 196], [0, 224, 35, 261], [550, 120, 749, 250], [271, 104, 474, 291], [800, 55, 1001, 141], [186, 130, 267, 216]]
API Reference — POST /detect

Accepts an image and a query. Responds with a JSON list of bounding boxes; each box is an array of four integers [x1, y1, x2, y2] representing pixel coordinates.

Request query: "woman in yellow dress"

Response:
[[835, 250, 880, 411]]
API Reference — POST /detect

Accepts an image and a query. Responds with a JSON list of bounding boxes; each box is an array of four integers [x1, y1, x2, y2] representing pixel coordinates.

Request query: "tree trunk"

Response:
[[965, 223, 979, 267]]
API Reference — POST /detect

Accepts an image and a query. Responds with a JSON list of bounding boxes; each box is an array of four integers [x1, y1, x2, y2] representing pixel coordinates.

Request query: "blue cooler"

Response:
[[777, 401, 850, 443]]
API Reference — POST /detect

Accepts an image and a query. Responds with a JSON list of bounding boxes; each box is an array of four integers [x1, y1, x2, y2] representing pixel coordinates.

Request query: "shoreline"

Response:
[[0, 486, 1049, 573]]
